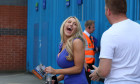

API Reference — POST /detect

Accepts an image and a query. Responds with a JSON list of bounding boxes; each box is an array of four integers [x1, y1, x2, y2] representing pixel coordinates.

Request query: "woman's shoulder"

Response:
[[73, 37, 82, 41], [73, 38, 83, 45], [73, 38, 81, 41]]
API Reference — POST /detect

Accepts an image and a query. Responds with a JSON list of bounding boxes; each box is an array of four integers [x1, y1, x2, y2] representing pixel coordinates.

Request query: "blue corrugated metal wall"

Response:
[[27, 0, 140, 84]]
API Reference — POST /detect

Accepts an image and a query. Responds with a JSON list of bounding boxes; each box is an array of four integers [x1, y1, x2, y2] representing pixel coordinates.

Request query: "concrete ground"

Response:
[[0, 72, 45, 84]]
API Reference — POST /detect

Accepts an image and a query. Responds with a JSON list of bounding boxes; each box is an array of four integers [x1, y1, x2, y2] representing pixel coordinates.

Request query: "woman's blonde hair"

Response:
[[60, 16, 85, 61]]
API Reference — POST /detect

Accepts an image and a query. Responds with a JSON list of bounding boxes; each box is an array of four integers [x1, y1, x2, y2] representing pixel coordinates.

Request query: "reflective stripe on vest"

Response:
[[85, 55, 94, 58], [85, 47, 94, 50], [83, 32, 95, 64]]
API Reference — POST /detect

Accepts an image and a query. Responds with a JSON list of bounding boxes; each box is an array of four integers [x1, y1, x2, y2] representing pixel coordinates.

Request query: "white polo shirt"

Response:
[[99, 19, 140, 84]]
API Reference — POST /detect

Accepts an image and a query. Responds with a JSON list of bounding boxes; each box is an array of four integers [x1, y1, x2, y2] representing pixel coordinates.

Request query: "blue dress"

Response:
[[57, 42, 88, 84]]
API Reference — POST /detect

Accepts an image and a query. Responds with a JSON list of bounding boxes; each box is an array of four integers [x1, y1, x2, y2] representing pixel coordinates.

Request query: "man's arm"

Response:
[[98, 58, 112, 77], [89, 58, 112, 81]]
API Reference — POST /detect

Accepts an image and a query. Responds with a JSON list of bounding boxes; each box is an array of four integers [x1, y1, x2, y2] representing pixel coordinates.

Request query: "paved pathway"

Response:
[[0, 72, 45, 84]]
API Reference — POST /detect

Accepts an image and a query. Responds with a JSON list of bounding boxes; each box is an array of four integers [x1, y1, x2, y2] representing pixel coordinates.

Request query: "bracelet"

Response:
[[96, 71, 101, 78]]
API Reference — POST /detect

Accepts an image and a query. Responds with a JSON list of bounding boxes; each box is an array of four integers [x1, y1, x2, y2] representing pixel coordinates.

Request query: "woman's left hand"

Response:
[[45, 66, 56, 75]]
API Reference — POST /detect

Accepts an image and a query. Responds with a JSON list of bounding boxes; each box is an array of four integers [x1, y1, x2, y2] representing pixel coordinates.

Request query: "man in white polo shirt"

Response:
[[89, 0, 140, 84]]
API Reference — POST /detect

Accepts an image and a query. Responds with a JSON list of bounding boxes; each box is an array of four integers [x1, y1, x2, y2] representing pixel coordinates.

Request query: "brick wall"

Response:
[[0, 5, 27, 72]]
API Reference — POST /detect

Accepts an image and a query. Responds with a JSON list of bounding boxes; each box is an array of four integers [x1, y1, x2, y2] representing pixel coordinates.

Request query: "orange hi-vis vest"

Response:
[[83, 32, 95, 64]]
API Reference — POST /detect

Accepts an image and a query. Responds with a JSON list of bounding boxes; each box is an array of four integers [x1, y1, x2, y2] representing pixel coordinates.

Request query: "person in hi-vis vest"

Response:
[[83, 20, 98, 84]]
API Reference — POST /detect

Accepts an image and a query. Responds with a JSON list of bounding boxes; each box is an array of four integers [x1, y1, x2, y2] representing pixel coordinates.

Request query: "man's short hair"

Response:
[[85, 20, 95, 28], [105, 0, 127, 14]]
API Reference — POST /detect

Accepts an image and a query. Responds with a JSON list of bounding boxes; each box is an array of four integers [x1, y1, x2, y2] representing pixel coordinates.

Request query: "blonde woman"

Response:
[[45, 16, 88, 84]]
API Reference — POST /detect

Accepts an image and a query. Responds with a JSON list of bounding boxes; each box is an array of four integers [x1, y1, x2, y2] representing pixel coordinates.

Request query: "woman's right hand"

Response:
[[45, 66, 56, 75]]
